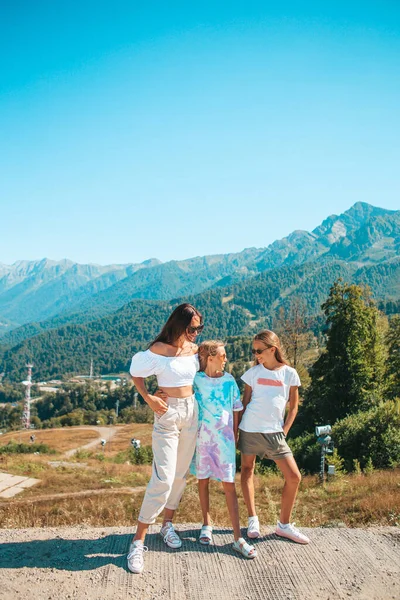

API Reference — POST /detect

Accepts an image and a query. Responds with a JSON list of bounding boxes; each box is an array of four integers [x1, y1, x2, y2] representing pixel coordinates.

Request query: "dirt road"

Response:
[[0, 525, 398, 600], [64, 426, 118, 458]]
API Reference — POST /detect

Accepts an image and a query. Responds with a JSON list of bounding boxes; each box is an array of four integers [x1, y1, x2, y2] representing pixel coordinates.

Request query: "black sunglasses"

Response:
[[187, 324, 204, 334], [251, 346, 272, 355]]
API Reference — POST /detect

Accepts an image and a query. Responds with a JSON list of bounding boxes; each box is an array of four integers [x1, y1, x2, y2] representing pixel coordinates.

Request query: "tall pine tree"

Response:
[[302, 279, 385, 425], [386, 315, 400, 399]]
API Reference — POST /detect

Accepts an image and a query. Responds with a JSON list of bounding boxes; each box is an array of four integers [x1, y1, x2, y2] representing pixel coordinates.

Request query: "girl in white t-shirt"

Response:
[[238, 329, 310, 545]]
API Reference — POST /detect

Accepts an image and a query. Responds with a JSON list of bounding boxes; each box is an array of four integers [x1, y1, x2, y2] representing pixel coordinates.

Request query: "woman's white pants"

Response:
[[138, 395, 198, 525]]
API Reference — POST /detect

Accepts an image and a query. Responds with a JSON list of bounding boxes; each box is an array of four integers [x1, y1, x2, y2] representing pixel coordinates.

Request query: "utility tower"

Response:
[[89, 358, 94, 379], [22, 364, 33, 429]]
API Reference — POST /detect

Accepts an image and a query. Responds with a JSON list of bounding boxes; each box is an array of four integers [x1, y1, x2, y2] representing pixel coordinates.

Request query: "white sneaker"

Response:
[[275, 522, 310, 544], [247, 516, 260, 539], [160, 522, 182, 549], [127, 541, 148, 574]]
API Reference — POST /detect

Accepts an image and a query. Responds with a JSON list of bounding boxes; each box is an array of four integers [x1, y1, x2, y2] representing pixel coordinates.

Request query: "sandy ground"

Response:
[[0, 524, 399, 600]]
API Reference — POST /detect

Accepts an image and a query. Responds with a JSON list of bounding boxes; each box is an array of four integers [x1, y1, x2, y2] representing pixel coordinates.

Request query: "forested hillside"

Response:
[[1, 281, 399, 479], [1, 255, 399, 381], [1, 202, 399, 381]]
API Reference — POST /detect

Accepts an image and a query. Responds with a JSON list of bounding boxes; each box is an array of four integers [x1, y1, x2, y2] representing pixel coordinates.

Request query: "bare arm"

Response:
[[233, 410, 239, 443], [283, 386, 299, 437], [237, 384, 252, 428], [132, 376, 168, 415], [242, 384, 252, 411]]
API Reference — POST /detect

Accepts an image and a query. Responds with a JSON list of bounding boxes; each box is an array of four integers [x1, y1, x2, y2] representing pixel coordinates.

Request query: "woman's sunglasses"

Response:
[[187, 325, 204, 335], [251, 345, 272, 355]]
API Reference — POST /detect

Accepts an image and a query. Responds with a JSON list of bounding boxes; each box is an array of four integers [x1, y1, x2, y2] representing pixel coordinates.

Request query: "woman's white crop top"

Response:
[[129, 349, 199, 387]]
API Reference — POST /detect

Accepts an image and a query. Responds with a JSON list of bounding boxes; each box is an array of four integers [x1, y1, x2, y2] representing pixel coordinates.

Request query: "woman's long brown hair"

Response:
[[149, 303, 203, 347]]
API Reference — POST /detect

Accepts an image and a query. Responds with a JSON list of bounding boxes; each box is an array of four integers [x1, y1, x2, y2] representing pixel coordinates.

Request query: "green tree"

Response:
[[386, 315, 400, 399], [302, 280, 385, 426]]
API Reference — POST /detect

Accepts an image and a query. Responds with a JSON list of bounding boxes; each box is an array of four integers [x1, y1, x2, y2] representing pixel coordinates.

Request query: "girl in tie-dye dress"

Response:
[[191, 340, 257, 559]]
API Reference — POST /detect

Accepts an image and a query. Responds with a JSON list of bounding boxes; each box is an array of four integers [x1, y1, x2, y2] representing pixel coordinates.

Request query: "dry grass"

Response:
[[1, 465, 399, 529], [0, 453, 152, 498], [0, 428, 99, 453], [0, 494, 144, 528], [177, 470, 400, 529], [292, 469, 400, 527], [0, 426, 399, 530], [106, 423, 153, 454]]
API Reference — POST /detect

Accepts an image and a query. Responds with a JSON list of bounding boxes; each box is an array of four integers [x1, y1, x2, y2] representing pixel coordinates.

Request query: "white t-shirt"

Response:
[[239, 364, 301, 433]]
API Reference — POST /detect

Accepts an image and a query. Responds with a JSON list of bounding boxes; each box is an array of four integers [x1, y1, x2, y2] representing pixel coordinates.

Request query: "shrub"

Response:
[[363, 457, 375, 475], [326, 448, 346, 476], [0, 441, 55, 454], [74, 449, 92, 460], [332, 400, 400, 471], [287, 433, 321, 474], [94, 452, 106, 462], [115, 446, 154, 465]]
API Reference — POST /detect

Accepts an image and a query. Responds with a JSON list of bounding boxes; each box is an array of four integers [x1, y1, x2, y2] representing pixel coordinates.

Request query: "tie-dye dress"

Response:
[[191, 371, 243, 482]]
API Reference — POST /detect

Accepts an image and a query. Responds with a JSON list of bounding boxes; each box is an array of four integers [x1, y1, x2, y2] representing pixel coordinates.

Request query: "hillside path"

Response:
[[64, 426, 118, 458], [0, 525, 398, 600]]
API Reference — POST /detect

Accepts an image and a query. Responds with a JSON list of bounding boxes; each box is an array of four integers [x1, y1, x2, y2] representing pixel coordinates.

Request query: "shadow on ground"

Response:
[[0, 528, 261, 572]]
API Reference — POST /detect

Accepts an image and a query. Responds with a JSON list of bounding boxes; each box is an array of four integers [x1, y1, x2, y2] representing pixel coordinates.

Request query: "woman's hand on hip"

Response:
[[154, 388, 168, 402], [146, 394, 168, 415]]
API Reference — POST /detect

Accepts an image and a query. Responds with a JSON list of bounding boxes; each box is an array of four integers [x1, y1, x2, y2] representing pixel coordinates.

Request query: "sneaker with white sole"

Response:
[[247, 515, 260, 539], [127, 541, 148, 574], [275, 522, 310, 544], [160, 522, 182, 549]]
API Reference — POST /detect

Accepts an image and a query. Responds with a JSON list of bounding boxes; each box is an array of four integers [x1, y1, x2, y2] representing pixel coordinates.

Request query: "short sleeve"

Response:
[[241, 367, 254, 388], [194, 354, 200, 372], [232, 380, 243, 412], [289, 369, 301, 387], [129, 350, 164, 377]]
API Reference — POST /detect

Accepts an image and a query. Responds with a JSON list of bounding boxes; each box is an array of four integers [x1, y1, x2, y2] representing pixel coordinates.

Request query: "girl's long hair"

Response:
[[197, 340, 224, 371], [253, 330, 289, 366], [149, 303, 203, 347]]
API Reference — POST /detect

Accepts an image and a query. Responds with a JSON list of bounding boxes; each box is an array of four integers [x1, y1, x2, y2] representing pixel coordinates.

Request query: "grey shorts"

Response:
[[238, 430, 293, 461]]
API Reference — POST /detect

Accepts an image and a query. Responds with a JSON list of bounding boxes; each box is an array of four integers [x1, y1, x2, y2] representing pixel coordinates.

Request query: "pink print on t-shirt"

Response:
[[257, 378, 284, 387]]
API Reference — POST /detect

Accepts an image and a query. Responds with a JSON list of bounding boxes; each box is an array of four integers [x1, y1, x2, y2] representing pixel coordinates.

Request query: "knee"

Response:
[[241, 465, 254, 480], [222, 482, 235, 494], [286, 470, 301, 486], [157, 479, 175, 496], [153, 468, 175, 491]]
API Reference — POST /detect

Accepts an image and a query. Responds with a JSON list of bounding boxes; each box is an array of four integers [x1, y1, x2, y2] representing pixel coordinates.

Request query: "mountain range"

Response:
[[1, 202, 399, 380]]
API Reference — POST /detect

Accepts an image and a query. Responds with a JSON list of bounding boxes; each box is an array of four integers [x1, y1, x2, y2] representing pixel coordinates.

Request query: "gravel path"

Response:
[[0, 525, 399, 600]]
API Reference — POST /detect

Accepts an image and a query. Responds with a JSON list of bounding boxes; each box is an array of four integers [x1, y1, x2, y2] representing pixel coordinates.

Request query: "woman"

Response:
[[239, 330, 309, 544], [127, 303, 204, 574]]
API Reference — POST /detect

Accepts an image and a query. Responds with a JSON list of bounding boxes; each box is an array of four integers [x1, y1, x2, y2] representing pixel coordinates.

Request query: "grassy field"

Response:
[[0, 425, 399, 530], [0, 427, 99, 452], [0, 424, 151, 455]]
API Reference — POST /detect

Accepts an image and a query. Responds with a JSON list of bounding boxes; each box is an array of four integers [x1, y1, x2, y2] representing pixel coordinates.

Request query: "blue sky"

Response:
[[1, 1, 399, 265]]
